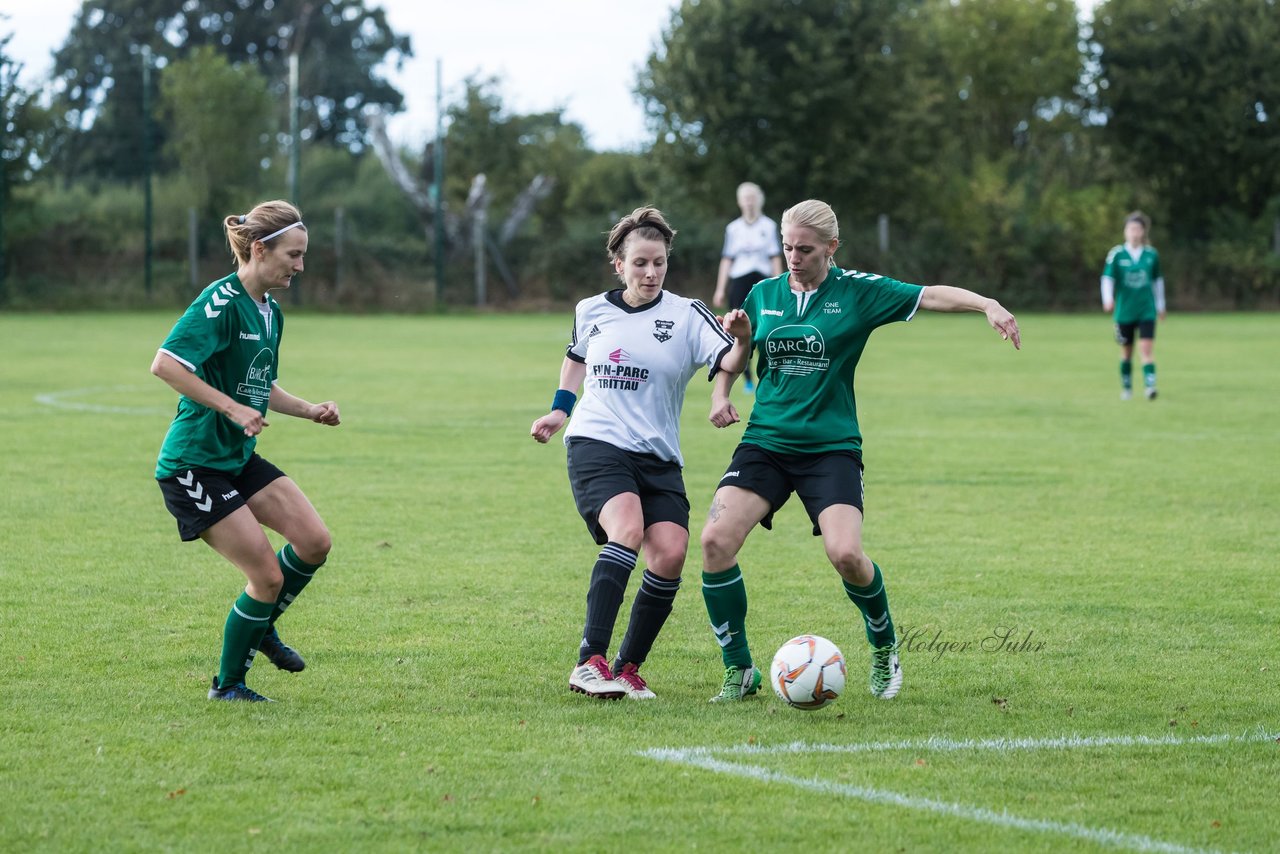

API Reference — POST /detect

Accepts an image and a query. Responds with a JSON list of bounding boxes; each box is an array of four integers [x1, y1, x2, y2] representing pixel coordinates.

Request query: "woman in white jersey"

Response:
[[712, 182, 783, 392], [152, 200, 340, 703], [699, 199, 1020, 704], [530, 207, 751, 700]]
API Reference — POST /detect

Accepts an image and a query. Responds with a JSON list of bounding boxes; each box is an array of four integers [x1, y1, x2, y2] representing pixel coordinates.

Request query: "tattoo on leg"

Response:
[[707, 499, 724, 524]]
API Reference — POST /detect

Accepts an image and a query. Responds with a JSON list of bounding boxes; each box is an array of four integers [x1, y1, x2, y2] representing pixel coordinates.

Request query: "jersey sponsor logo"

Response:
[[823, 301, 842, 315], [236, 347, 274, 406], [1123, 270, 1149, 288], [761, 309, 784, 316], [239, 331, 262, 341], [609, 348, 630, 364], [764, 324, 830, 376], [653, 319, 674, 343], [592, 361, 650, 390]]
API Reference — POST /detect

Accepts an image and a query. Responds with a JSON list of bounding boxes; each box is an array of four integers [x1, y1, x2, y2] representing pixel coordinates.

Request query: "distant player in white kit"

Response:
[[712, 182, 783, 392], [531, 206, 751, 700]]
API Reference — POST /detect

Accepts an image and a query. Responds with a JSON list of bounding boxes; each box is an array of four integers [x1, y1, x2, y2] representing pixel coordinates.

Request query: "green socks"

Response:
[[702, 566, 752, 668], [269, 543, 325, 628], [1142, 362, 1156, 389], [1120, 359, 1133, 390], [217, 591, 274, 687], [844, 562, 897, 648]]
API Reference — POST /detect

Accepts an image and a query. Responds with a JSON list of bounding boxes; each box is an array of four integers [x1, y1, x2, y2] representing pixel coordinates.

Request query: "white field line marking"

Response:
[[640, 732, 1276, 854], [715, 729, 1279, 757], [643, 750, 1223, 854], [35, 386, 170, 415]]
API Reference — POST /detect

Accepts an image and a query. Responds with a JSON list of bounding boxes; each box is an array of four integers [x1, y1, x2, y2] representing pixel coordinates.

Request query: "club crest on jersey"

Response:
[[653, 319, 675, 343]]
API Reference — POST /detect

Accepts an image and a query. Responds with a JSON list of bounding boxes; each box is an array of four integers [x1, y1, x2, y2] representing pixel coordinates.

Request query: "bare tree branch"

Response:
[[366, 109, 461, 243], [498, 174, 555, 246]]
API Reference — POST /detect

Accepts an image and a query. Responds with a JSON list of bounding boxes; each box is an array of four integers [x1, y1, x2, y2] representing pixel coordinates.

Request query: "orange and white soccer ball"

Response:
[[770, 634, 846, 710]]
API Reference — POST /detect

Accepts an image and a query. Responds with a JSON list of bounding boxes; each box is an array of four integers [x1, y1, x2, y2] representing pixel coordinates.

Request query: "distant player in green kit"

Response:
[[1101, 211, 1166, 400], [152, 200, 340, 702], [700, 199, 1020, 702]]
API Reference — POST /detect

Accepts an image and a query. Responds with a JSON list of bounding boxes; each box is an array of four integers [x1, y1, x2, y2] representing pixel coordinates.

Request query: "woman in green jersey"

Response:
[[698, 199, 1020, 703], [152, 199, 340, 703], [1101, 211, 1166, 400]]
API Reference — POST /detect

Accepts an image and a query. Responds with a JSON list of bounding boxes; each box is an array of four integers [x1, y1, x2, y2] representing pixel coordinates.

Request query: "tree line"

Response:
[[1, 0, 1277, 310]]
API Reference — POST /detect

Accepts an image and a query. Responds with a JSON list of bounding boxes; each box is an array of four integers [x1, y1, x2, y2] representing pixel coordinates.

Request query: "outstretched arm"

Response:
[[269, 383, 341, 425], [920, 285, 1021, 349], [530, 357, 587, 443]]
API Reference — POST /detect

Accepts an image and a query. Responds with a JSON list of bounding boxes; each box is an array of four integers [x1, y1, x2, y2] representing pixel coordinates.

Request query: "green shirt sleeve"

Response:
[[159, 290, 228, 372]]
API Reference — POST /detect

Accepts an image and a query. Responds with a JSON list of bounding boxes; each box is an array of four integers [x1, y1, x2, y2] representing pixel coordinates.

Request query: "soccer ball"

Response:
[[770, 634, 846, 710]]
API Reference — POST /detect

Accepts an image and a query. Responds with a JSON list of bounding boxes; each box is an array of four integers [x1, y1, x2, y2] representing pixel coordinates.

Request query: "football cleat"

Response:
[[569, 654, 626, 700], [258, 627, 306, 672], [208, 677, 273, 702], [1119, 388, 1133, 401], [869, 644, 903, 700], [709, 664, 762, 702], [613, 662, 657, 700], [1144, 386, 1158, 401]]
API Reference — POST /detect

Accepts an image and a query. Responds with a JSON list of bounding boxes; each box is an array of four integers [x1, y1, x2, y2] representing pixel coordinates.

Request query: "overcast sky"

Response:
[[1, 0, 682, 151], [3, 1, 1100, 151]]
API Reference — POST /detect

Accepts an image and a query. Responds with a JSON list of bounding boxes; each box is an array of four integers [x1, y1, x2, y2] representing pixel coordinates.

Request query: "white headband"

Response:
[[259, 221, 304, 243]]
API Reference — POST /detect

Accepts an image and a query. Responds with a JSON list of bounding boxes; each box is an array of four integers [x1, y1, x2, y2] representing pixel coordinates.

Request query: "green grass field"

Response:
[[1, 310, 1277, 852]]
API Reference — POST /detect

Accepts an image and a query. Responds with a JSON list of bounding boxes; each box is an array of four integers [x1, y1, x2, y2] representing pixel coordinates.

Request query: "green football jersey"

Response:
[[741, 266, 924, 456], [155, 273, 284, 478], [1103, 244, 1161, 323]]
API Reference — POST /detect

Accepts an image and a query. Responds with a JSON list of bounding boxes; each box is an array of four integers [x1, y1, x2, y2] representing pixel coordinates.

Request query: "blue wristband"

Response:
[[552, 389, 577, 415]]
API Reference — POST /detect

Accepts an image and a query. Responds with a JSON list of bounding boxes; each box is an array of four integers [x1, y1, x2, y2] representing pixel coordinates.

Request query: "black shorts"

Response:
[[566, 437, 690, 545], [157, 453, 286, 541], [716, 443, 863, 536], [728, 271, 768, 310], [1115, 320, 1155, 345]]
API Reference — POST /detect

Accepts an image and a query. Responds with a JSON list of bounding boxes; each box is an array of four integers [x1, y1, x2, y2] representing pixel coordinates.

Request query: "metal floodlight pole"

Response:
[[433, 58, 445, 308], [288, 51, 301, 304], [0, 66, 7, 302], [141, 45, 154, 297], [288, 52, 300, 208]]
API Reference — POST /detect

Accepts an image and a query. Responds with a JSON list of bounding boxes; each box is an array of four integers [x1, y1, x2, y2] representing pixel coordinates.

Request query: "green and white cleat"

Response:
[[869, 644, 903, 700], [709, 665, 762, 702]]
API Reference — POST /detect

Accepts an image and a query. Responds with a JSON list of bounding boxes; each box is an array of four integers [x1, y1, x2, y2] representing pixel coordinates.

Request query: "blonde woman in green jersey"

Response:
[[698, 199, 1020, 703], [152, 200, 340, 703], [1101, 211, 1166, 400]]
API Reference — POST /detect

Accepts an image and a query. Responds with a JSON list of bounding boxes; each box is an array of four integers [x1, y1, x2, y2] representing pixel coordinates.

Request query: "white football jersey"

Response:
[[564, 289, 734, 465], [722, 215, 782, 279]]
